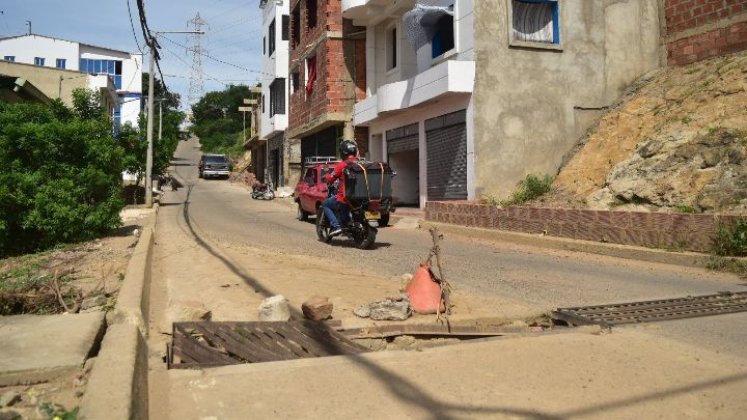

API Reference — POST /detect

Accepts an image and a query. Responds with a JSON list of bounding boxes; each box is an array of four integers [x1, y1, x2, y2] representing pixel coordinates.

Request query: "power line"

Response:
[[125, 0, 144, 54]]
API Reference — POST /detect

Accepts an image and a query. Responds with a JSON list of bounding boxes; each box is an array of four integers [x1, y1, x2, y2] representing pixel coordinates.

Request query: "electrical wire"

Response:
[[126, 0, 144, 54]]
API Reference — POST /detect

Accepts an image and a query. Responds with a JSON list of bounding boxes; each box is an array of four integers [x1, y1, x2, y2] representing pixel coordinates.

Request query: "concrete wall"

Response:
[[0, 35, 79, 69], [664, 0, 747, 65], [472, 0, 661, 199], [260, 0, 290, 139], [0, 60, 88, 105]]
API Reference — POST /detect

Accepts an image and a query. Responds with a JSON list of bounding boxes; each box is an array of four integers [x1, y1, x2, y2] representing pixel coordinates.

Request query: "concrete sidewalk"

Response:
[[161, 328, 747, 419], [0, 312, 105, 386]]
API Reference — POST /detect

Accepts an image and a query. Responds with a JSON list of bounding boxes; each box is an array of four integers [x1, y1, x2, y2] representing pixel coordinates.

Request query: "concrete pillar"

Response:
[[343, 120, 355, 141]]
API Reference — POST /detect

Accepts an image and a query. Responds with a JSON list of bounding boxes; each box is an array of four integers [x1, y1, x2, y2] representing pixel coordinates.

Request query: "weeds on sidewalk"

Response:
[[708, 218, 747, 277], [501, 174, 554, 207]]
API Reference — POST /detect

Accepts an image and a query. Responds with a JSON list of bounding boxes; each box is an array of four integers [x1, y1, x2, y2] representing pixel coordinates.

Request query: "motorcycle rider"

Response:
[[323, 140, 359, 236]]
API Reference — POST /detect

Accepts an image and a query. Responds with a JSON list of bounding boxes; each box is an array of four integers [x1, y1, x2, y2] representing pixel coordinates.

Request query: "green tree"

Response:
[[191, 85, 253, 157], [0, 91, 125, 256]]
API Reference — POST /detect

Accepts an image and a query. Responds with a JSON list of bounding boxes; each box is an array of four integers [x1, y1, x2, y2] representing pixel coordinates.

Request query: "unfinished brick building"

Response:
[[287, 0, 367, 162]]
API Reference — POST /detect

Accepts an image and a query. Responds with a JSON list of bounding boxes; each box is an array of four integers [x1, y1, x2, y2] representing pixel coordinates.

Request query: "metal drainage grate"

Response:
[[552, 291, 747, 328], [168, 321, 369, 369]]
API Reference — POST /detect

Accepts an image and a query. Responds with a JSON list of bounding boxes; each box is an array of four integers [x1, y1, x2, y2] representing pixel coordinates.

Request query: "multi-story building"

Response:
[[344, 0, 475, 208], [259, 0, 300, 188], [472, 0, 662, 199], [288, 0, 368, 167], [0, 34, 142, 128]]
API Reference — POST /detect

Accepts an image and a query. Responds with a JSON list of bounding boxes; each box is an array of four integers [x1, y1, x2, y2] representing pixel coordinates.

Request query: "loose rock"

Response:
[[258, 295, 290, 321], [353, 305, 371, 318], [301, 296, 333, 321], [170, 301, 212, 322], [80, 295, 107, 310], [369, 297, 412, 321], [0, 391, 21, 408]]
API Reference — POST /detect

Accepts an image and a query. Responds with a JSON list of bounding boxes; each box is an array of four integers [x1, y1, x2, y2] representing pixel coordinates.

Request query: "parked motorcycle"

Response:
[[251, 179, 275, 200]]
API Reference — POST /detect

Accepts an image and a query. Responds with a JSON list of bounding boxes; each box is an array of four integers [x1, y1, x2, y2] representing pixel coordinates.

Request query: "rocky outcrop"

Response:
[[552, 51, 747, 213]]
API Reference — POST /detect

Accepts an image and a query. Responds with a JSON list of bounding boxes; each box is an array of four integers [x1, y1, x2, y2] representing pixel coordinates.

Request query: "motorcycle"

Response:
[[315, 200, 379, 249], [251, 179, 275, 200]]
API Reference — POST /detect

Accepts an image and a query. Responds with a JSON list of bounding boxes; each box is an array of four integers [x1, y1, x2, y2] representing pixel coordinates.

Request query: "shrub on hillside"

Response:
[[712, 219, 747, 257], [501, 174, 554, 206], [0, 95, 125, 256]]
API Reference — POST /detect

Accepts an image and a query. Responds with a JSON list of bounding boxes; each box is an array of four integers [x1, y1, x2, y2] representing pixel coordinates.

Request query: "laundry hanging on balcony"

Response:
[[305, 56, 317, 96], [402, 4, 454, 51]]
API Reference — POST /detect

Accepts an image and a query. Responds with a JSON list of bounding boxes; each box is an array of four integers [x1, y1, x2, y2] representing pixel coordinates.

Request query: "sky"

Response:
[[0, 0, 265, 110]]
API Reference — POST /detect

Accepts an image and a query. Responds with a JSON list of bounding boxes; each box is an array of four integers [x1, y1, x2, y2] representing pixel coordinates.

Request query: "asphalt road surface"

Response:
[[165, 138, 747, 358]]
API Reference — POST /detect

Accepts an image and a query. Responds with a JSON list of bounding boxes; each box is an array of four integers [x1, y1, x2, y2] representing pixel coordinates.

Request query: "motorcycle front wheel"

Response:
[[352, 222, 377, 249], [315, 208, 333, 243]]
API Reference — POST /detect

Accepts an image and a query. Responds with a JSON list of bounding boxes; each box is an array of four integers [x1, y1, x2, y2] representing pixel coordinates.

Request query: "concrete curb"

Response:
[[80, 206, 157, 420], [428, 221, 716, 269]]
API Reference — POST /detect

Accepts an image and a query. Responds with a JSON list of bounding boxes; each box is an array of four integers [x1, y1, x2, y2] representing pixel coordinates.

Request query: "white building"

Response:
[[259, 0, 292, 188], [343, 0, 475, 208], [0, 34, 143, 128]]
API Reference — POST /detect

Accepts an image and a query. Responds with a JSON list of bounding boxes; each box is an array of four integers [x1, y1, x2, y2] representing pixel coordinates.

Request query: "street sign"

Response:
[[238, 106, 252, 112], [243, 99, 258, 105]]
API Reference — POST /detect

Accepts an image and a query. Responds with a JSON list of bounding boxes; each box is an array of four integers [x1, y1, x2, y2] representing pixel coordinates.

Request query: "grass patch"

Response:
[[712, 219, 747, 257], [501, 174, 554, 207], [706, 256, 747, 278], [674, 205, 698, 214]]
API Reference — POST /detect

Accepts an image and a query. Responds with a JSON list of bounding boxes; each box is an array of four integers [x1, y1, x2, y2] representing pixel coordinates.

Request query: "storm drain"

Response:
[[552, 291, 747, 328], [167, 321, 369, 369]]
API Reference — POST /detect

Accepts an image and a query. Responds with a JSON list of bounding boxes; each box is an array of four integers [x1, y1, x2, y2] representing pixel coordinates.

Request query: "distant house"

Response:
[[0, 34, 143, 128], [344, 0, 475, 208]]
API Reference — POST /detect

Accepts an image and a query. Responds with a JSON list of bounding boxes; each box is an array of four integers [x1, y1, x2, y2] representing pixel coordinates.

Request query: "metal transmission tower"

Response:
[[187, 12, 207, 107]]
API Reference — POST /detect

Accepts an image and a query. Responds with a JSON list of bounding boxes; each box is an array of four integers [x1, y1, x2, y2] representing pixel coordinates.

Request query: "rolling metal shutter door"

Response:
[[426, 110, 467, 201], [386, 123, 419, 154]]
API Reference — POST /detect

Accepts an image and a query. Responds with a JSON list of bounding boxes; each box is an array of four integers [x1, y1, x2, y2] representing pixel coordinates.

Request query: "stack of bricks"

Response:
[[425, 201, 743, 252], [665, 0, 747, 65]]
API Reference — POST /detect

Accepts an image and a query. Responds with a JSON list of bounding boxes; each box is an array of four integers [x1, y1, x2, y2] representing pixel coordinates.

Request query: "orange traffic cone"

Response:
[[405, 262, 445, 314]]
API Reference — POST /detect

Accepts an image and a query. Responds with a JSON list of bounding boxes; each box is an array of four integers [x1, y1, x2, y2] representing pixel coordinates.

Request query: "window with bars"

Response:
[[56, 58, 66, 69], [34, 57, 45, 66], [269, 78, 286, 117]]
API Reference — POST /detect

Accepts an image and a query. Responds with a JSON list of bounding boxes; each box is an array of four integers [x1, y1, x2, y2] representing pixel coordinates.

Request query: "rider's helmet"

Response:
[[339, 140, 357, 157]]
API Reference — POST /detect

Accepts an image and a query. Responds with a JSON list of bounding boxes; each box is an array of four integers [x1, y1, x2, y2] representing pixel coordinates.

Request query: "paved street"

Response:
[[145, 138, 747, 419], [163, 138, 747, 353]]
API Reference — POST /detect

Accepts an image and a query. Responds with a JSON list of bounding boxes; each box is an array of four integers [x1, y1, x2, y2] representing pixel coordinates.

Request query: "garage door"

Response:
[[386, 123, 419, 154], [425, 110, 467, 201]]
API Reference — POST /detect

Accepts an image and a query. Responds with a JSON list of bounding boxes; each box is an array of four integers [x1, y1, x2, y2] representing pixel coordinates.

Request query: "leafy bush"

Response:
[[501, 174, 554, 206], [712, 219, 747, 257], [0, 94, 124, 256]]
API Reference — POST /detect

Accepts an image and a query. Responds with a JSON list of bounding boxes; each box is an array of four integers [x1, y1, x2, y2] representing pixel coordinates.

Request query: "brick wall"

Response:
[[287, 0, 363, 137], [425, 202, 742, 252], [665, 0, 747, 65]]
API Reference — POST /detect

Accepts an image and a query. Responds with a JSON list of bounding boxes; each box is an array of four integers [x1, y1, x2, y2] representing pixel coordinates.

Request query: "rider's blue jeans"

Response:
[[322, 197, 349, 229]]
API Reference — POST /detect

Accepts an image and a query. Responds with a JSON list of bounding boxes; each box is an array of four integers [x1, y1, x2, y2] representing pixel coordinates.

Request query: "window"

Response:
[[291, 70, 300, 94], [431, 12, 454, 59], [305, 55, 316, 96], [269, 18, 276, 56], [56, 58, 66, 69], [511, 0, 560, 45], [79, 59, 124, 89], [386, 26, 398, 71], [3, 56, 15, 62], [34, 57, 45, 66], [282, 15, 289, 41], [304, 168, 316, 186], [261, 94, 265, 113], [291, 4, 301, 48], [306, 0, 317, 31], [269, 78, 286, 117], [263, 36, 266, 55]]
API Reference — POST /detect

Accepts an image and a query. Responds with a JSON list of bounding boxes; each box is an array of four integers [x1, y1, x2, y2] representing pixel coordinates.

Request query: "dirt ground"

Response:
[[0, 207, 151, 419]]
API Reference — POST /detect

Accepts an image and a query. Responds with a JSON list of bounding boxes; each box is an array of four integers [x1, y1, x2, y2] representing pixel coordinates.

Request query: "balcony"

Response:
[[260, 113, 288, 140], [342, 0, 414, 26], [353, 59, 474, 126]]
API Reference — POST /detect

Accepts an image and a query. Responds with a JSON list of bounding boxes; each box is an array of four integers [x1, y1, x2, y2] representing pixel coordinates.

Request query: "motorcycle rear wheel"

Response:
[[316, 208, 333, 243]]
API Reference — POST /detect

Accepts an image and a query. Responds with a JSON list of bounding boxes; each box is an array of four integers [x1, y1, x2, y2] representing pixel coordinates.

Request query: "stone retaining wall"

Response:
[[425, 202, 743, 252]]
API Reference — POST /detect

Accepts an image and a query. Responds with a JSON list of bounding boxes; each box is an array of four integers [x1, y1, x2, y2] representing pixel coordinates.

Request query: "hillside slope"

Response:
[[547, 51, 747, 213]]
